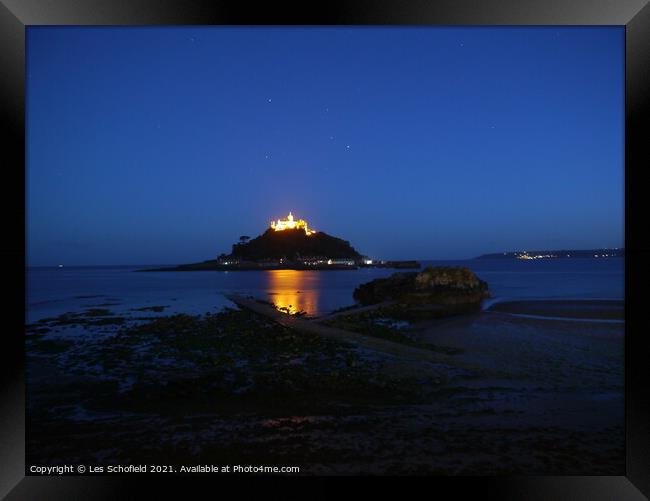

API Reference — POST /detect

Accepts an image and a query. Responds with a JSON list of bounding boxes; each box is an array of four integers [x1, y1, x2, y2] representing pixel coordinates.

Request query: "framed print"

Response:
[[1, 0, 649, 499]]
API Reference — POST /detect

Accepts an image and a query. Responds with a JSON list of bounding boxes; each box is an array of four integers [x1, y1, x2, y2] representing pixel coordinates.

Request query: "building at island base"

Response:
[[270, 211, 316, 236], [215, 256, 418, 269], [216, 257, 365, 267]]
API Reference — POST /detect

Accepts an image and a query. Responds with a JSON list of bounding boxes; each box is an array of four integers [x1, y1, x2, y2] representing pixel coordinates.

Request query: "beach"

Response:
[[26, 285, 624, 474], [28, 304, 624, 475]]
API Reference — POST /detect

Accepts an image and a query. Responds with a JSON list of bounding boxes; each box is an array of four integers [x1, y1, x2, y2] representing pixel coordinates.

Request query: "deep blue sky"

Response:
[[27, 27, 624, 265]]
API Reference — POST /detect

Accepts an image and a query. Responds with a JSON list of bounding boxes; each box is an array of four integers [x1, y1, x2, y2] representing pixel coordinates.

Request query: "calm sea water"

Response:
[[26, 258, 624, 321]]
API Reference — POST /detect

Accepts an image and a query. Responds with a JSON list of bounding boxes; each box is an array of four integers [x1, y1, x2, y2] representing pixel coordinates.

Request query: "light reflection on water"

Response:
[[26, 259, 623, 322], [264, 270, 321, 316]]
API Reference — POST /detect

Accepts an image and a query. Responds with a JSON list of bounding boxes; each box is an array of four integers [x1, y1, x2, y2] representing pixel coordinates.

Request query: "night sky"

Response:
[[27, 27, 624, 266]]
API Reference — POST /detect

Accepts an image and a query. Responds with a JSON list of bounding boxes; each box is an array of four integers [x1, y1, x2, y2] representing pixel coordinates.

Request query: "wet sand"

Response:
[[487, 299, 624, 320], [402, 303, 624, 473], [26, 299, 624, 475]]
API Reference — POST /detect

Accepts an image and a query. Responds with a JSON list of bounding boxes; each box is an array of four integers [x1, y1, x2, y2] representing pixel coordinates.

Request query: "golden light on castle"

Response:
[[270, 211, 316, 236]]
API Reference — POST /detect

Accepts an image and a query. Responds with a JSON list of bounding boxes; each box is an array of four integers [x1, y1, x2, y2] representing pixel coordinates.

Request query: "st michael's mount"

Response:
[[141, 212, 420, 272]]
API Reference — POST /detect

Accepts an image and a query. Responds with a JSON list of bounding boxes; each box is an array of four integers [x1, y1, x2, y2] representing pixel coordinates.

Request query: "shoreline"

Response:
[[484, 299, 624, 321]]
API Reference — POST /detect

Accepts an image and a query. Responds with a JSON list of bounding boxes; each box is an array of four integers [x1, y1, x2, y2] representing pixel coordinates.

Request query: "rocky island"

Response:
[[141, 212, 420, 271]]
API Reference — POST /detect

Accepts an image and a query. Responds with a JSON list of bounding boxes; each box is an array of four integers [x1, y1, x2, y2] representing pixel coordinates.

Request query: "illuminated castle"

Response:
[[270, 211, 316, 236]]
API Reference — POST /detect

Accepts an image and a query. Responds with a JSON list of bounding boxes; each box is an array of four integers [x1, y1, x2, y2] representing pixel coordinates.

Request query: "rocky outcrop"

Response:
[[353, 266, 489, 318], [353, 272, 417, 305]]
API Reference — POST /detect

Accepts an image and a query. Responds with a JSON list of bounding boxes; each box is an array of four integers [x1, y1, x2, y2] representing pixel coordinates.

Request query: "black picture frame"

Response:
[[2, 1, 649, 499]]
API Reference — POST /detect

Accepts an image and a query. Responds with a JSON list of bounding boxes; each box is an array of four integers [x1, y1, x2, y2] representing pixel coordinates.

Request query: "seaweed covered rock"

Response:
[[353, 272, 418, 305], [414, 266, 487, 293], [353, 266, 489, 316]]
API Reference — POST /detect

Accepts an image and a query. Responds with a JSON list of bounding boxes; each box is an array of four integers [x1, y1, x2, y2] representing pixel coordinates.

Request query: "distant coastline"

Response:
[[475, 248, 624, 260]]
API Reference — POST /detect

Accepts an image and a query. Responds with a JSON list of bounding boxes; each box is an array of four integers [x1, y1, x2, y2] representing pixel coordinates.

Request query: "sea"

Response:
[[26, 258, 624, 322]]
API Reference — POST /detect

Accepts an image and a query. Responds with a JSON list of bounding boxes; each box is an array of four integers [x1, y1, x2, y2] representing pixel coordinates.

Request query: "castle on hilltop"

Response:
[[270, 211, 316, 235]]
